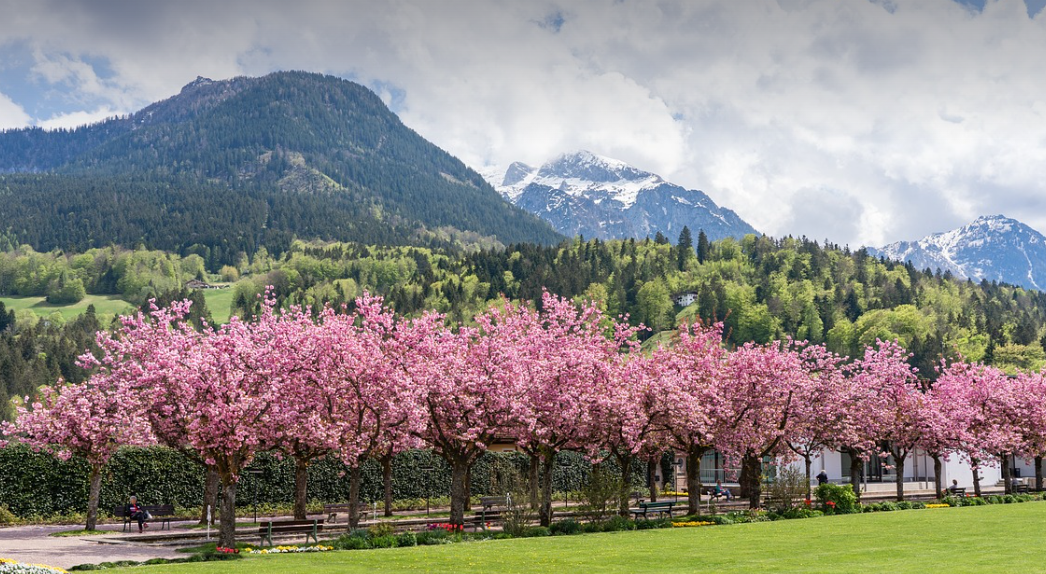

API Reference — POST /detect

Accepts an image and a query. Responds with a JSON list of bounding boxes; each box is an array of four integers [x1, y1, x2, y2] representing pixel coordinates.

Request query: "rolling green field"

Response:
[[2, 288, 235, 324], [114, 503, 1046, 574], [0, 294, 135, 321], [201, 288, 234, 324]]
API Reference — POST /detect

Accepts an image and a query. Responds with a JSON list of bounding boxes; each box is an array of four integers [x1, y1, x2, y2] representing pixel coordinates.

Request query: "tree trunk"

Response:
[[848, 452, 863, 501], [348, 465, 363, 529], [382, 455, 394, 517], [1035, 456, 1042, 491], [1001, 455, 1012, 495], [448, 459, 469, 527], [804, 454, 812, 501], [616, 451, 633, 517], [971, 459, 982, 497], [293, 456, 309, 520], [893, 450, 907, 502], [932, 454, 943, 499], [685, 448, 706, 515], [528, 454, 540, 509], [218, 479, 237, 549], [742, 454, 762, 509], [539, 455, 555, 527], [464, 466, 472, 512], [86, 464, 102, 531], [200, 467, 219, 525], [647, 457, 658, 502]]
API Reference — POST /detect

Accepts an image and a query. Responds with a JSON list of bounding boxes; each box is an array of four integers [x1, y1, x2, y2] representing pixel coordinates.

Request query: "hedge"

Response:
[[0, 445, 646, 518]]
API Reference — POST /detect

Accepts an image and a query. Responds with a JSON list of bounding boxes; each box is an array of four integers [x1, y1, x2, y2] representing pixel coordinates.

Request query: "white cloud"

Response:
[[37, 107, 122, 130], [0, 92, 30, 130], [2, 0, 1046, 247]]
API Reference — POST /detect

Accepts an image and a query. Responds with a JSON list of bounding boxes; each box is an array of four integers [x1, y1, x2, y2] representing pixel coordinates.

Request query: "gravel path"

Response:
[[0, 522, 196, 569]]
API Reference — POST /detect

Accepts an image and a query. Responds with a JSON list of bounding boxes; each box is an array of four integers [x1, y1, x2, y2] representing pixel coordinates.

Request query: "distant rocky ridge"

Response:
[[482, 150, 758, 242]]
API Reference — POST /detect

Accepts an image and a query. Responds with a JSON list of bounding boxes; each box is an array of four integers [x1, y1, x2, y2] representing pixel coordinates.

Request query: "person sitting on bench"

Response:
[[127, 495, 149, 533], [948, 480, 961, 494], [713, 480, 733, 501]]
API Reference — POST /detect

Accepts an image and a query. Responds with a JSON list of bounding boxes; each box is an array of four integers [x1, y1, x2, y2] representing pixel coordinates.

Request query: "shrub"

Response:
[[0, 505, 19, 525], [523, 526, 551, 537], [815, 483, 858, 514], [415, 529, 449, 545], [370, 535, 398, 549], [773, 507, 823, 520], [549, 519, 581, 536], [603, 515, 637, 532], [764, 466, 809, 512], [368, 522, 396, 538], [396, 531, 417, 547], [634, 518, 672, 530]]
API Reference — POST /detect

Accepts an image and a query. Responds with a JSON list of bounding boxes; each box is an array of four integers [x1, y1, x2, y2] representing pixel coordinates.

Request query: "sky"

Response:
[[2, 0, 1046, 248]]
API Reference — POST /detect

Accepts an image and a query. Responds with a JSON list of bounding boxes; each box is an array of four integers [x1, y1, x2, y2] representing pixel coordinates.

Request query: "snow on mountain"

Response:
[[872, 215, 1046, 291], [483, 150, 758, 242]]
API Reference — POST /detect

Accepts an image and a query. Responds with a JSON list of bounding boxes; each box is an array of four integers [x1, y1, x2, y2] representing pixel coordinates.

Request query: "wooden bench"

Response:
[[258, 519, 324, 546], [323, 503, 370, 524], [947, 487, 967, 496], [479, 495, 510, 524], [113, 504, 175, 532], [629, 500, 676, 520], [1014, 483, 1030, 494]]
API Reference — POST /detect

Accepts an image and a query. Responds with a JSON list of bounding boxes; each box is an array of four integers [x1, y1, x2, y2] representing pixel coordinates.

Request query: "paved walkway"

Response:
[[0, 522, 195, 569]]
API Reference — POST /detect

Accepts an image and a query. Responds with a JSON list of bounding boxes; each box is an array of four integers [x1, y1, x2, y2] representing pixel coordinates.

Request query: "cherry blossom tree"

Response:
[[649, 321, 727, 515], [2, 376, 152, 531], [717, 341, 809, 509], [93, 299, 286, 547], [1012, 371, 1046, 491], [785, 344, 852, 501], [860, 341, 924, 501], [512, 292, 638, 526], [409, 302, 527, 527], [315, 295, 425, 527]]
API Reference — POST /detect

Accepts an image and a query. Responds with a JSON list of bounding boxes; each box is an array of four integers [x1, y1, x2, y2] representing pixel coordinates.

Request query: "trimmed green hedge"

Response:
[[0, 445, 644, 518]]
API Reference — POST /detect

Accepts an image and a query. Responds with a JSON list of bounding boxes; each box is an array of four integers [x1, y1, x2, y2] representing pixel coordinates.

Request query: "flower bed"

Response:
[[0, 559, 68, 574], [671, 520, 716, 528], [245, 545, 335, 555], [925, 503, 950, 509]]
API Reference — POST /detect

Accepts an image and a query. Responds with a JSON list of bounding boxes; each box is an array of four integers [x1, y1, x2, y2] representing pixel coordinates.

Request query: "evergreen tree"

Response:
[[676, 226, 693, 270], [696, 230, 710, 264]]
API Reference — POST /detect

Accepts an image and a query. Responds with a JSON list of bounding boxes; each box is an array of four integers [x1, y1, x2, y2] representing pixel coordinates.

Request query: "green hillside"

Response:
[[0, 72, 561, 265]]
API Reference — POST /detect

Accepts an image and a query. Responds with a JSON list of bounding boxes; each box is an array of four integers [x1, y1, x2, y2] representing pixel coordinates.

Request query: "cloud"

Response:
[[2, 0, 1046, 248], [0, 91, 30, 129], [37, 106, 121, 130]]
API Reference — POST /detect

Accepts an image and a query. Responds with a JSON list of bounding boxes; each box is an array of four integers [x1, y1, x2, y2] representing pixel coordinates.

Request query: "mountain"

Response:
[[482, 151, 758, 242], [872, 215, 1046, 290], [0, 72, 561, 266]]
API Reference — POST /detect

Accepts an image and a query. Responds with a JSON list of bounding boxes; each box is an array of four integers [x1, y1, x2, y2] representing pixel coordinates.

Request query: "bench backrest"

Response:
[[480, 496, 509, 507], [641, 501, 675, 509], [258, 519, 324, 533], [114, 503, 174, 517], [323, 503, 354, 510]]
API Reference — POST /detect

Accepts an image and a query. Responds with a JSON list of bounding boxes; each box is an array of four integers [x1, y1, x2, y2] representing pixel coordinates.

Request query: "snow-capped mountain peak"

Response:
[[873, 215, 1046, 291], [481, 150, 757, 242], [491, 150, 665, 208]]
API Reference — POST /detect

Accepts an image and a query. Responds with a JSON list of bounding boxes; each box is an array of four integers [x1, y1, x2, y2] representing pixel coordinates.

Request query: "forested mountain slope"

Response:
[[0, 72, 560, 264]]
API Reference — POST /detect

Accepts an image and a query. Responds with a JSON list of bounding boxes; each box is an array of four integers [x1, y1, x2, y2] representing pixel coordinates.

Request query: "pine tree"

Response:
[[696, 230, 710, 264], [677, 226, 693, 271]]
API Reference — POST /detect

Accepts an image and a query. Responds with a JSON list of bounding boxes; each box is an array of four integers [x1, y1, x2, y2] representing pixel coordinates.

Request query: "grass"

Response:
[[0, 294, 135, 320], [48, 529, 109, 537], [201, 287, 234, 324], [1, 287, 235, 324], [109, 502, 1046, 573]]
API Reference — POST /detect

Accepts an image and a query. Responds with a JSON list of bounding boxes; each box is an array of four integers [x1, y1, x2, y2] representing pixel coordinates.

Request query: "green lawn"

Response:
[[0, 294, 135, 320], [1, 288, 235, 324], [113, 503, 1046, 573], [201, 288, 234, 324]]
